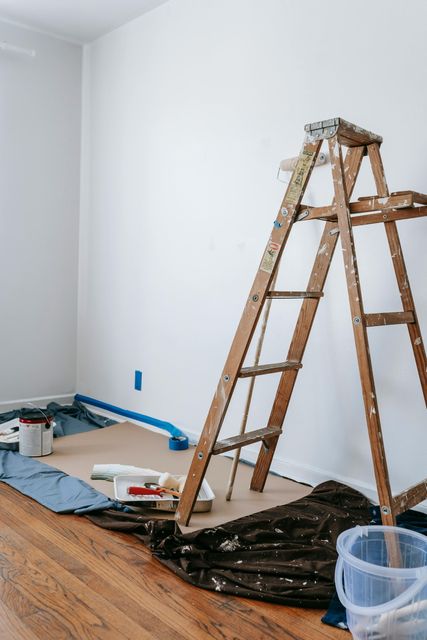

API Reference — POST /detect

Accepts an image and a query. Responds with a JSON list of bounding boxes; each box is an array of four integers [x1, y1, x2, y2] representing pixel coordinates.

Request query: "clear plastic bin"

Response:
[[335, 525, 427, 639]]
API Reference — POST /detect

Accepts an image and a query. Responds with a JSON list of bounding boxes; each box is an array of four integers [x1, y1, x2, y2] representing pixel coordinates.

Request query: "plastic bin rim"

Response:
[[337, 525, 427, 579]]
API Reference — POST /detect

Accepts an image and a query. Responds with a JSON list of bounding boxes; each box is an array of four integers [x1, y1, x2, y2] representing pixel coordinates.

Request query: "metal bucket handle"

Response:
[[25, 403, 52, 426]]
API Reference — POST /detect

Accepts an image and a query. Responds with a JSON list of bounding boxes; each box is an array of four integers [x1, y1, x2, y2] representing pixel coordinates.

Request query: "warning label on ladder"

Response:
[[260, 240, 280, 273], [286, 149, 315, 205]]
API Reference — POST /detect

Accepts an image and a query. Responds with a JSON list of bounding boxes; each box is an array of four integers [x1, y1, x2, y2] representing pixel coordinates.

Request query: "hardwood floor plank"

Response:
[[0, 580, 40, 618], [0, 597, 40, 640], [249, 599, 348, 638], [0, 511, 163, 637], [0, 524, 151, 640]]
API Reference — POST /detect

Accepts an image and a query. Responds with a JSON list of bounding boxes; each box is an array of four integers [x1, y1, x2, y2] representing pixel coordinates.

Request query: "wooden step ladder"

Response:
[[175, 117, 427, 526]]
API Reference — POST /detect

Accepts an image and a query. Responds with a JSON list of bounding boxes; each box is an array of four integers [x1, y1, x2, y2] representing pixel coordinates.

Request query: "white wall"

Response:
[[0, 21, 81, 404], [79, 0, 427, 502]]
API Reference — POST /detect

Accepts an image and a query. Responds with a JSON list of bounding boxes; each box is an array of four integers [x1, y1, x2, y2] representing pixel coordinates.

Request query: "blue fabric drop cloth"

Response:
[[0, 401, 124, 514], [0, 449, 119, 514], [0, 399, 116, 438]]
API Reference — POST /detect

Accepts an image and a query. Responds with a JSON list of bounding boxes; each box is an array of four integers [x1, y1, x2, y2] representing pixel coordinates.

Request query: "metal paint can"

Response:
[[19, 410, 53, 457]]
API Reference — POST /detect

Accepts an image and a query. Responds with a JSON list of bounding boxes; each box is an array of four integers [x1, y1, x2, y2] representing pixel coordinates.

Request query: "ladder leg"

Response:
[[176, 137, 322, 525], [368, 144, 427, 405], [251, 145, 365, 491], [385, 221, 427, 404], [329, 137, 395, 525]]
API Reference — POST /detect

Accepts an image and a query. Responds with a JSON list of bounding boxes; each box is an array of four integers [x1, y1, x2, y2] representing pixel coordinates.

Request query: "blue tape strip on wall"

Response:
[[74, 394, 189, 450]]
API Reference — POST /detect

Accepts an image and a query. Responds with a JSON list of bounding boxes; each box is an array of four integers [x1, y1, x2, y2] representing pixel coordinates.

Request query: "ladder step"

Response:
[[365, 311, 415, 327], [392, 476, 427, 514], [356, 193, 415, 211], [300, 193, 416, 222], [239, 361, 302, 378], [390, 190, 427, 205], [266, 291, 324, 299], [213, 427, 282, 455], [351, 206, 427, 227]]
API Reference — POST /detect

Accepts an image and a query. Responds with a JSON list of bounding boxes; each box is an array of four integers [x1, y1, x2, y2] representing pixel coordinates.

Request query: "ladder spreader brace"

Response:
[[176, 117, 427, 526]]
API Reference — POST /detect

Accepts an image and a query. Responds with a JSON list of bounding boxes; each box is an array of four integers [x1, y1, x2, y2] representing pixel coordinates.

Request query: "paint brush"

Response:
[[127, 486, 181, 498]]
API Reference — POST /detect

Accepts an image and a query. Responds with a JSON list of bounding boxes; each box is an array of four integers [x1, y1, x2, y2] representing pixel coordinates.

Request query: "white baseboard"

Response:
[[182, 427, 427, 515], [0, 394, 75, 413], [83, 405, 172, 438]]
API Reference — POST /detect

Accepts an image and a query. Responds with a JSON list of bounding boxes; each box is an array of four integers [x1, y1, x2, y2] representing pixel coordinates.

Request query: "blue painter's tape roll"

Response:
[[169, 435, 189, 451]]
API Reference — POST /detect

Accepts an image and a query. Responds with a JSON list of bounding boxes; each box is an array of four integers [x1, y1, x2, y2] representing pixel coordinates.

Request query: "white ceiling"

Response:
[[0, 0, 169, 44]]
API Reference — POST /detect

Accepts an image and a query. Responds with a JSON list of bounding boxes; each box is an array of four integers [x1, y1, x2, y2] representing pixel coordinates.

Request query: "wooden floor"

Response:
[[0, 483, 348, 640]]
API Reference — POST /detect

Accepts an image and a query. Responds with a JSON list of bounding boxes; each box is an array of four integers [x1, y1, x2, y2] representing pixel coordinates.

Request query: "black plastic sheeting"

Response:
[[88, 480, 372, 608]]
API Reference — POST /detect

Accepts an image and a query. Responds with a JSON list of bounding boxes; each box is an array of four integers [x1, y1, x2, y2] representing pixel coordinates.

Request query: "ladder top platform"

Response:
[[304, 117, 383, 147]]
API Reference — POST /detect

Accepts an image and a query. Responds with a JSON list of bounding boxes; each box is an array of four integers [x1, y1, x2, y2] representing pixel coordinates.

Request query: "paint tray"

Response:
[[114, 474, 215, 512], [0, 419, 20, 451]]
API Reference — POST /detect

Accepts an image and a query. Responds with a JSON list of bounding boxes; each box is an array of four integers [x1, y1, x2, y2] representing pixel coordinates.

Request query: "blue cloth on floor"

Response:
[[321, 592, 349, 630], [322, 506, 427, 631], [0, 449, 118, 514], [0, 399, 116, 439], [47, 400, 117, 436]]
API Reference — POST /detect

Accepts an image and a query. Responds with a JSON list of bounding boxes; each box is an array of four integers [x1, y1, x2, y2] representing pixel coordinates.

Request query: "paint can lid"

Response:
[[19, 409, 53, 424]]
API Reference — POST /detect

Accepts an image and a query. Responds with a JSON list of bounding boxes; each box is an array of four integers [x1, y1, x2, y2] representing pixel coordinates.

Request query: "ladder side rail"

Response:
[[330, 137, 395, 525], [250, 145, 365, 492], [176, 138, 322, 525], [368, 143, 427, 404]]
